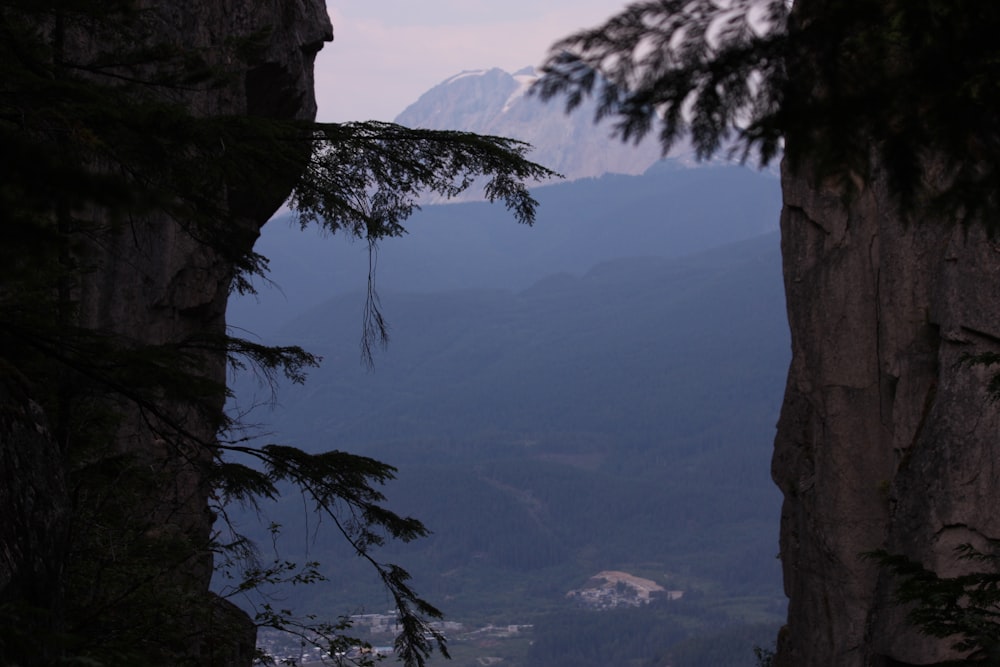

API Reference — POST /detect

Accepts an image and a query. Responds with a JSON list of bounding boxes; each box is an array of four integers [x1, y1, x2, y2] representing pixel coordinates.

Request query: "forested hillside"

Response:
[[536, 3, 1000, 663], [229, 218, 788, 665], [229, 164, 780, 332]]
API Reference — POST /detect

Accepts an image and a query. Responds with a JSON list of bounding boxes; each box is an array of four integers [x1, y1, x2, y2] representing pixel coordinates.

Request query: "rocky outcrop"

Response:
[[0, 376, 66, 663], [1, 1, 330, 664], [773, 151, 1000, 665], [80, 1, 330, 662]]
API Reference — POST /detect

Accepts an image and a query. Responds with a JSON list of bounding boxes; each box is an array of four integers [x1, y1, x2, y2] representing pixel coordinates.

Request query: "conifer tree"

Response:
[[0, 2, 556, 665], [537, 2, 1000, 664], [536, 0, 1000, 220]]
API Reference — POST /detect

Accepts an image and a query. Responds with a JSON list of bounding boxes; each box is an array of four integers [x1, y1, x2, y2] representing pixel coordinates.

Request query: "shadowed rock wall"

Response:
[[773, 156, 1000, 665], [771, 3, 1000, 663], [0, 2, 331, 665]]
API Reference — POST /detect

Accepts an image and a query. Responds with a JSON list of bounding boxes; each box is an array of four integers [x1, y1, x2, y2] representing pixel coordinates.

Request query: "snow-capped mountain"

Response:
[[394, 67, 686, 183]]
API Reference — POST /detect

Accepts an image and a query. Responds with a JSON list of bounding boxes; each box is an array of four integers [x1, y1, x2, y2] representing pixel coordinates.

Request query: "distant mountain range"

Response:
[[228, 68, 788, 667], [230, 164, 780, 334], [395, 67, 696, 184], [229, 230, 789, 667]]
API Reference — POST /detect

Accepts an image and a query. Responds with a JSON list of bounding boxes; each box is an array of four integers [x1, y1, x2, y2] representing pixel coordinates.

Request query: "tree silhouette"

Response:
[[0, 2, 556, 665], [536, 0, 1000, 221], [537, 2, 1000, 665]]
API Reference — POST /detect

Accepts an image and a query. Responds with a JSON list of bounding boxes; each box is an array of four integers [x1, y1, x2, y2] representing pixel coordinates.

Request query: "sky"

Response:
[[314, 0, 629, 122]]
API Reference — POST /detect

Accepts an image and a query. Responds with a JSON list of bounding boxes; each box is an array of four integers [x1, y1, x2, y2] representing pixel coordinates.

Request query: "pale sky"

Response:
[[315, 0, 629, 122]]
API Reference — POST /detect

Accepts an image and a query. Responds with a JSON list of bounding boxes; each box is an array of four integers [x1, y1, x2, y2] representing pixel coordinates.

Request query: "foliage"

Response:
[[0, 1, 555, 665], [224, 229, 788, 663], [862, 359, 1000, 665], [666, 626, 778, 667], [866, 544, 1000, 664], [534, 0, 789, 165], [525, 603, 690, 667], [535, 0, 1000, 223], [212, 447, 452, 665], [522, 604, 775, 667], [753, 645, 775, 667], [290, 121, 557, 366]]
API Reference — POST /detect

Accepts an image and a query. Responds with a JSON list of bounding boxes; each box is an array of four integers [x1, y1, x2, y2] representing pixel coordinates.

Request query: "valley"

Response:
[[228, 188, 787, 665], [226, 69, 788, 667]]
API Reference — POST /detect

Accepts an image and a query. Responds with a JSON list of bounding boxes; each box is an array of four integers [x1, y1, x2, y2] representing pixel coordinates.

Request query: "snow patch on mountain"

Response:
[[442, 69, 490, 85], [502, 67, 539, 113], [395, 67, 668, 186]]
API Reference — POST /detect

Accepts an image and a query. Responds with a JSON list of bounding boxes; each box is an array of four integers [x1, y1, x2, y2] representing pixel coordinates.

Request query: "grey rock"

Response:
[[1, 1, 330, 664], [773, 153, 1000, 665]]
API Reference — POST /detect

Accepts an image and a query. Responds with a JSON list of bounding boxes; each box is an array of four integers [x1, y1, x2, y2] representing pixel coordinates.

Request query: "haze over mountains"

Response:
[[229, 66, 778, 332], [395, 67, 668, 182], [229, 164, 780, 333], [230, 68, 787, 666]]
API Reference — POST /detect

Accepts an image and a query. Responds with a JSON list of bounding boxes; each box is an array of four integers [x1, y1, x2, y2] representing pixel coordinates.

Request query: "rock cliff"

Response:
[[770, 3, 1000, 663], [773, 154, 1000, 665], [0, 1, 330, 664]]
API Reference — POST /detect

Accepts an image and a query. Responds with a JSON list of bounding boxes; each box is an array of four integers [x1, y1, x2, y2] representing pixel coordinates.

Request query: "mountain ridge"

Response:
[[229, 231, 790, 666], [232, 164, 780, 334], [394, 66, 674, 183], [228, 64, 788, 667]]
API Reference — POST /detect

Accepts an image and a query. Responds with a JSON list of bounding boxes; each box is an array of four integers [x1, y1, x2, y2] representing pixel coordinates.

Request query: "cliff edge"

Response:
[[0, 2, 331, 664], [773, 156, 1000, 666]]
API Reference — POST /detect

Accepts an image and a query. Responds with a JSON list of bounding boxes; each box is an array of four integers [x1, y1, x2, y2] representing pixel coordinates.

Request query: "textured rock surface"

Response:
[[85, 1, 330, 662], [773, 154, 1000, 666], [0, 378, 66, 651], [1, 1, 330, 664]]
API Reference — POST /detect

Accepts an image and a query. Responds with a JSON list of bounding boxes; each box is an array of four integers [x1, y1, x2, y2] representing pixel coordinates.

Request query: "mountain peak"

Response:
[[395, 67, 670, 183], [440, 67, 508, 86]]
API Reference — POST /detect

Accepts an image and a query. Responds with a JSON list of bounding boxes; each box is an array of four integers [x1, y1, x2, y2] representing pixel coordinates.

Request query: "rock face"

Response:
[[0, 1, 330, 665], [773, 155, 1000, 664], [770, 3, 1000, 663], [71, 0, 331, 545], [0, 379, 66, 652], [80, 1, 331, 662]]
